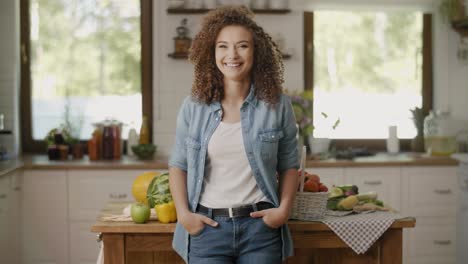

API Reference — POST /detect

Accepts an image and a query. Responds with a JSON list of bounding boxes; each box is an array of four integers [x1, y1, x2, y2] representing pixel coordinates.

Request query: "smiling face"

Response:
[[215, 25, 254, 83]]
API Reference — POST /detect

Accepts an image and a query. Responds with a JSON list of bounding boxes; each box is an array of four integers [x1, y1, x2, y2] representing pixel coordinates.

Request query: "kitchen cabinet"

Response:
[[401, 167, 458, 216], [307, 165, 457, 264], [67, 169, 167, 264], [405, 216, 456, 264], [21, 170, 68, 264], [401, 166, 458, 264], [0, 169, 20, 264]]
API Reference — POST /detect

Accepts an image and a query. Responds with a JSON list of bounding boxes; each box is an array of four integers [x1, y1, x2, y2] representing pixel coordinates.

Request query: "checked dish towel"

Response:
[[321, 211, 399, 254]]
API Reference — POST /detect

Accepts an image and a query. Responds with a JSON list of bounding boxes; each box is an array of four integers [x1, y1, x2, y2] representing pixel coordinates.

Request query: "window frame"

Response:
[[19, 0, 153, 153], [303, 11, 433, 152]]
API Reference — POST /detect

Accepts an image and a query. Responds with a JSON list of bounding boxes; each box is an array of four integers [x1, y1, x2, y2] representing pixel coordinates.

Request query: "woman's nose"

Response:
[[228, 47, 239, 59]]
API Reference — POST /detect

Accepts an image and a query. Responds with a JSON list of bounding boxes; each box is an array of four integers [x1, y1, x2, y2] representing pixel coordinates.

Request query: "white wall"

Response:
[[153, 0, 468, 157], [0, 0, 20, 157]]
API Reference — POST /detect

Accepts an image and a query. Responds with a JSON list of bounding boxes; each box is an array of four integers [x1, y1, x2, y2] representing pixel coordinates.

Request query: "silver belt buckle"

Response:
[[228, 208, 234, 218]]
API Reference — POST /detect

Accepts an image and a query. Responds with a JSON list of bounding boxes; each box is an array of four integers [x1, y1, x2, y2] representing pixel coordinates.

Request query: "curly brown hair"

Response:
[[188, 5, 284, 105]]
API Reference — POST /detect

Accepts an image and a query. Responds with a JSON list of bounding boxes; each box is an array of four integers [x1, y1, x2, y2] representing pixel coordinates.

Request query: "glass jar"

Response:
[[423, 110, 456, 156]]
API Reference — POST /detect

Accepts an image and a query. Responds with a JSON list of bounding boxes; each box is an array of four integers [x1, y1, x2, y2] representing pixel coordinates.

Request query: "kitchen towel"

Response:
[[321, 211, 399, 254]]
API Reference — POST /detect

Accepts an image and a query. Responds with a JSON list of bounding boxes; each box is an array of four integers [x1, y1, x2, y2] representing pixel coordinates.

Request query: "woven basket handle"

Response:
[[298, 146, 307, 193]]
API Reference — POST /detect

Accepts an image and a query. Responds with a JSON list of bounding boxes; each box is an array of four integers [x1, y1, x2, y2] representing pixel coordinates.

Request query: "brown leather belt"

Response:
[[196, 201, 274, 217]]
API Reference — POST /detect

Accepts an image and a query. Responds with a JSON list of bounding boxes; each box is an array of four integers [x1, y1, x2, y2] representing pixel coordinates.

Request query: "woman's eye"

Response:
[[217, 45, 227, 49]]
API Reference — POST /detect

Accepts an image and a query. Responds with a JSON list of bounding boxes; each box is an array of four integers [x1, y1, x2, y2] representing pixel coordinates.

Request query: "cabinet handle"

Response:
[[109, 193, 127, 199], [433, 240, 451, 245], [434, 189, 452, 194], [0, 194, 7, 199], [364, 180, 382, 185]]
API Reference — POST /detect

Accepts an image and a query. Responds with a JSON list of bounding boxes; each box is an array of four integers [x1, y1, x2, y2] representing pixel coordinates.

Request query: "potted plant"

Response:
[[410, 107, 426, 152]]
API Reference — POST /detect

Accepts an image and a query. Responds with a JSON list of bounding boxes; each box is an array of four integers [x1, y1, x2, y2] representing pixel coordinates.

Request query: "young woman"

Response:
[[169, 6, 299, 264]]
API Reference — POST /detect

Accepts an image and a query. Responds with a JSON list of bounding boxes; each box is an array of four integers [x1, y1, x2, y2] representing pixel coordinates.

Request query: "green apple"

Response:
[[131, 203, 151, 224]]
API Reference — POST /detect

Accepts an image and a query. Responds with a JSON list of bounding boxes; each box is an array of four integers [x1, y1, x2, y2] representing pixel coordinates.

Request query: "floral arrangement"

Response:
[[287, 89, 340, 139]]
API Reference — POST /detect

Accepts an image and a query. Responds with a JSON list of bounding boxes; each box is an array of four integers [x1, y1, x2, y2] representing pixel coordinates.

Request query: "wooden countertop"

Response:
[[306, 153, 458, 167], [90, 202, 415, 234], [0, 152, 458, 175]]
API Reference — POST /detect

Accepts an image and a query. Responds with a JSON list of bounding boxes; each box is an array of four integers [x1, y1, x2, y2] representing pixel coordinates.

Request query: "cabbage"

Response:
[[146, 173, 173, 207]]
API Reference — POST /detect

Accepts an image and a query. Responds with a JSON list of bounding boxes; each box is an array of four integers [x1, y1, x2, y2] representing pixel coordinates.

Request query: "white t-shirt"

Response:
[[199, 121, 267, 208]]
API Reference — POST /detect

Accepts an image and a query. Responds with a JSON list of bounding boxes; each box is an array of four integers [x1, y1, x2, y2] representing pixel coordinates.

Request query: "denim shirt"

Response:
[[169, 86, 299, 263]]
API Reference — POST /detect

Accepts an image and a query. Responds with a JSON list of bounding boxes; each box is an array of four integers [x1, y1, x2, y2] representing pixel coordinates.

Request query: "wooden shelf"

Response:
[[168, 53, 292, 59], [452, 19, 468, 37], [167, 8, 291, 14]]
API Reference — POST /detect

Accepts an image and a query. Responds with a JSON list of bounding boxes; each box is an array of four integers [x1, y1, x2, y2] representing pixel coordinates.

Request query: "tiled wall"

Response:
[[0, 0, 20, 157]]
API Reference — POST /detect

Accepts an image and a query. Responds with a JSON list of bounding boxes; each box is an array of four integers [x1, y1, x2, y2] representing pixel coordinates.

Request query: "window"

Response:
[[304, 11, 432, 150], [20, 0, 153, 152]]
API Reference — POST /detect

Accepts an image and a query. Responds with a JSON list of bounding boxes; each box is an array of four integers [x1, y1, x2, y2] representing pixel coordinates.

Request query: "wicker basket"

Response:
[[290, 191, 328, 221]]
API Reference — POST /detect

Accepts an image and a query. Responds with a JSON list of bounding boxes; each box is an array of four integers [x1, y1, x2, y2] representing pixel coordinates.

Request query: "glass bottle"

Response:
[[139, 116, 150, 145], [423, 110, 456, 156], [112, 124, 121, 160], [127, 127, 139, 156], [102, 125, 114, 159]]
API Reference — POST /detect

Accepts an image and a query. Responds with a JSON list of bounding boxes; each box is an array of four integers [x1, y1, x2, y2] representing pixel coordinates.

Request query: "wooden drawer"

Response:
[[405, 216, 456, 264], [402, 167, 457, 216], [68, 170, 156, 221]]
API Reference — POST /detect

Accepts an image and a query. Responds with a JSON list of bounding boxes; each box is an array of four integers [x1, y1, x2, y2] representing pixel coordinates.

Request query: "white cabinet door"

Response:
[[0, 174, 14, 263], [68, 169, 167, 264], [21, 170, 68, 264], [69, 221, 100, 264], [401, 166, 458, 216], [305, 167, 345, 189], [345, 167, 401, 211], [404, 216, 456, 264], [68, 169, 155, 221]]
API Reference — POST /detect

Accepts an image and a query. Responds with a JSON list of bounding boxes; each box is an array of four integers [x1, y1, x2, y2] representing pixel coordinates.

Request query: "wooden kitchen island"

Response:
[[91, 203, 415, 264]]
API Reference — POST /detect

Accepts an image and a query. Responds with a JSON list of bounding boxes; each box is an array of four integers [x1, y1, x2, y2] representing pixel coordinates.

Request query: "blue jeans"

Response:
[[188, 209, 282, 264]]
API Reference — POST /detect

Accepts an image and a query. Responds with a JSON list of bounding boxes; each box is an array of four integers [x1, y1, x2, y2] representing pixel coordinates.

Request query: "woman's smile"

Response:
[[215, 25, 254, 82]]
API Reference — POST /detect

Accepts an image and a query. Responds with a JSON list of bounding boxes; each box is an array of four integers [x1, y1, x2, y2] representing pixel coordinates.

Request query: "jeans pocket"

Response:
[[259, 130, 284, 161], [260, 218, 279, 232], [189, 225, 206, 238]]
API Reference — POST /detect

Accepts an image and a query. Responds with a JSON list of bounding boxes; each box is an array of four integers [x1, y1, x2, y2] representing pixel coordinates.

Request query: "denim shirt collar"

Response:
[[209, 83, 258, 113]]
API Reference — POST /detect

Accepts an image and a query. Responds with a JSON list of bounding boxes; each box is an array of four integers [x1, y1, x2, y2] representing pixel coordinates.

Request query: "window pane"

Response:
[[313, 11, 422, 139], [30, 0, 141, 140]]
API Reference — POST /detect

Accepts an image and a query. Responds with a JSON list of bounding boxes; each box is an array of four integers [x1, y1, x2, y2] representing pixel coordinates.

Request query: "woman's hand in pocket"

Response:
[[179, 211, 218, 235], [250, 208, 288, 229]]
